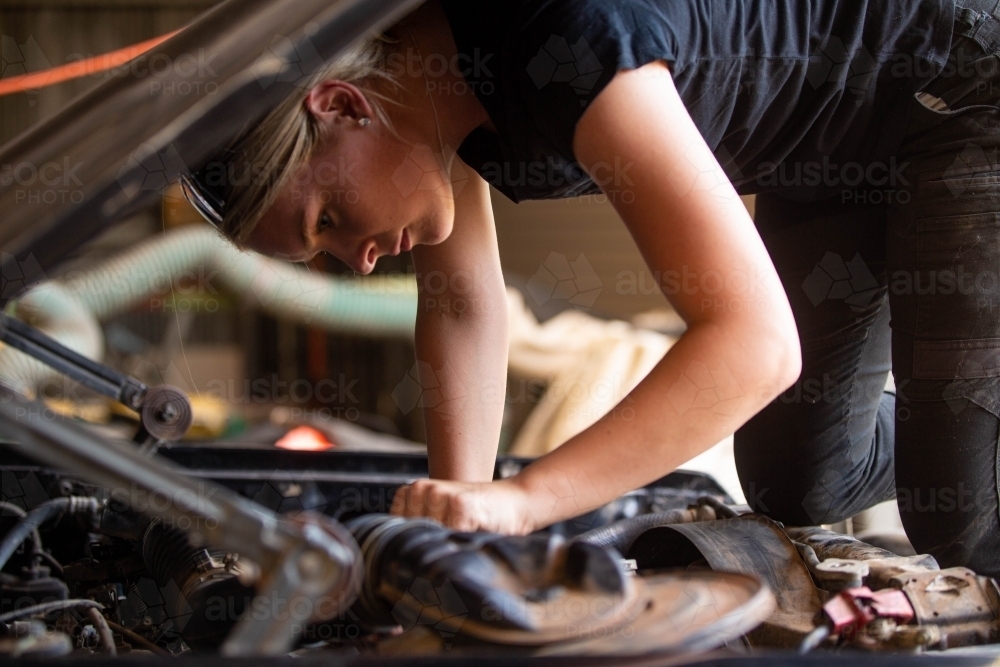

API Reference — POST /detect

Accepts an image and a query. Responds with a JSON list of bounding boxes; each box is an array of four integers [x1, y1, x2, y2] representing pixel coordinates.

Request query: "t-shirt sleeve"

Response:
[[510, 0, 682, 160]]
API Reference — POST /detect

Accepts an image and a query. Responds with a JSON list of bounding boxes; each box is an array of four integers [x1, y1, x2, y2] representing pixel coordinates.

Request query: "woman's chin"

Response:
[[420, 220, 453, 247]]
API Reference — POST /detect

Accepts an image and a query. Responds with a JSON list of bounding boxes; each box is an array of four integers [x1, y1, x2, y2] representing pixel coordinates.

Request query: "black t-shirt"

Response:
[[440, 0, 955, 202]]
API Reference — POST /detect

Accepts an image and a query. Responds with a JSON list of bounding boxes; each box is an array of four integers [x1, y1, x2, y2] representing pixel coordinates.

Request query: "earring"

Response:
[[358, 117, 371, 127]]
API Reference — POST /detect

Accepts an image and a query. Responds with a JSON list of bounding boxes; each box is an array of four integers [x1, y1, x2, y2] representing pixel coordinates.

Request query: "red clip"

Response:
[[822, 587, 914, 637]]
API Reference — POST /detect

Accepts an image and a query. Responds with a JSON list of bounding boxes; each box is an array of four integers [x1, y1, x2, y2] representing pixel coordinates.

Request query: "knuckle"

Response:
[[426, 488, 447, 510], [450, 492, 472, 513]]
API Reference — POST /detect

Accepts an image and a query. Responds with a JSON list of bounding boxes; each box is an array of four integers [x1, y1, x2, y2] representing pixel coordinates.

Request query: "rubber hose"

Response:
[[1, 226, 419, 394], [104, 620, 169, 656], [0, 283, 103, 396], [697, 495, 740, 519], [60, 226, 418, 336], [87, 606, 117, 656], [0, 501, 41, 556], [572, 508, 696, 553], [0, 497, 97, 572], [141, 521, 214, 588], [0, 498, 70, 571]]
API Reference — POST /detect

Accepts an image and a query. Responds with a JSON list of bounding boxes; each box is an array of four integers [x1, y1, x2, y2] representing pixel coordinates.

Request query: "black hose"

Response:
[[34, 549, 64, 576], [697, 495, 740, 519], [572, 496, 740, 553], [573, 508, 694, 552], [0, 500, 41, 556], [0, 497, 98, 572], [0, 598, 103, 623], [0, 502, 29, 520], [0, 498, 70, 571], [1, 502, 64, 574]]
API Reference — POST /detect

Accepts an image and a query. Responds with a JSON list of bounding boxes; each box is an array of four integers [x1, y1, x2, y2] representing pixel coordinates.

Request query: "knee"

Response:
[[734, 454, 858, 526], [899, 497, 1000, 577], [735, 416, 890, 526], [734, 430, 854, 526]]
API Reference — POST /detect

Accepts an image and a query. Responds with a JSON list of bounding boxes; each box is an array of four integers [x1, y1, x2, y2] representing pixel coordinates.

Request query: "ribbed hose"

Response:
[[0, 497, 98, 571], [141, 520, 214, 588], [61, 226, 418, 335], [0, 283, 103, 396], [0, 226, 419, 394], [572, 507, 707, 553]]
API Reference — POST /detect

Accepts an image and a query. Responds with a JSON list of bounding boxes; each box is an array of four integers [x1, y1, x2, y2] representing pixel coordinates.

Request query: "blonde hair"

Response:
[[218, 36, 399, 242]]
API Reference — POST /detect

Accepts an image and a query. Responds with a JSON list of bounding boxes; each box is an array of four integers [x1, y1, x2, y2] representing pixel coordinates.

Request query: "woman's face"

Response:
[[244, 87, 457, 273]]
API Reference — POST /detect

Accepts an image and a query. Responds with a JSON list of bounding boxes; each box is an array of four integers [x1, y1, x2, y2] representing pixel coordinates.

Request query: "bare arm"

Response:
[[410, 171, 508, 482], [393, 62, 801, 532], [508, 62, 800, 526]]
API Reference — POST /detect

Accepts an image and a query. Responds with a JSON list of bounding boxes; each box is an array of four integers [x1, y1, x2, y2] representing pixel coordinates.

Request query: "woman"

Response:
[[183, 0, 1000, 575]]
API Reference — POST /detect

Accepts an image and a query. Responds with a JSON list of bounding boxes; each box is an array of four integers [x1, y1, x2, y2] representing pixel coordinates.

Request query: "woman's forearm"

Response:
[[509, 317, 800, 530], [415, 299, 509, 482]]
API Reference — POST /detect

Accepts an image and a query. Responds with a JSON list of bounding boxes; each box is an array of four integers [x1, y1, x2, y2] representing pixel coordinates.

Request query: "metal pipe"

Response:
[[0, 599, 103, 624]]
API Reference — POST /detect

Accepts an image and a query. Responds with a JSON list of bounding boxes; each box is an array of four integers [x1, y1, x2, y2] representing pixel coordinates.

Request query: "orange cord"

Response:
[[0, 31, 179, 97]]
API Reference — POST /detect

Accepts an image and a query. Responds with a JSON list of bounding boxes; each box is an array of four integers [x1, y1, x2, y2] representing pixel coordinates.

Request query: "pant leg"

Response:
[[887, 26, 1000, 576], [734, 194, 897, 526]]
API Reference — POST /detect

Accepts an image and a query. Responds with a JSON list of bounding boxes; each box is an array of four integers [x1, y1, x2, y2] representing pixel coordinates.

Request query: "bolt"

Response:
[[297, 550, 327, 580], [158, 403, 178, 423]]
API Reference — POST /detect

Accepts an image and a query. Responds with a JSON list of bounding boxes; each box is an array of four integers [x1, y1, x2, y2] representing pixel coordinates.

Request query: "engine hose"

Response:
[[104, 620, 169, 656], [0, 501, 41, 557], [0, 599, 103, 623], [0, 497, 98, 572], [0, 283, 103, 397], [572, 506, 714, 553], [140, 521, 253, 650], [697, 495, 740, 519], [1, 226, 419, 394], [60, 226, 418, 334], [141, 521, 214, 588], [87, 606, 117, 656]]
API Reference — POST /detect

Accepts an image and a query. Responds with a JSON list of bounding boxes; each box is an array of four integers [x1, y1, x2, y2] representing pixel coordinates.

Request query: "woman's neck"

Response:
[[390, 0, 494, 150]]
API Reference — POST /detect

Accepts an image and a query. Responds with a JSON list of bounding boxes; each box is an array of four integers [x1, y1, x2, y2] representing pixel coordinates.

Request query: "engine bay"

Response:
[[2, 412, 998, 661]]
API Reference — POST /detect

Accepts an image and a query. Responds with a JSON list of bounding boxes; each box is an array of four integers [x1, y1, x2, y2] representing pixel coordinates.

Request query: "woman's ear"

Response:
[[304, 81, 375, 126]]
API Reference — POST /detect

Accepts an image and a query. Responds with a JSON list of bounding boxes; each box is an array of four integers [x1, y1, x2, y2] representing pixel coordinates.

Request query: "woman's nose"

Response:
[[351, 240, 378, 275]]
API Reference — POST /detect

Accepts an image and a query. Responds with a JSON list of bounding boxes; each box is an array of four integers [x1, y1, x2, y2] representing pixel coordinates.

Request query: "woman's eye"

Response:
[[317, 213, 332, 234]]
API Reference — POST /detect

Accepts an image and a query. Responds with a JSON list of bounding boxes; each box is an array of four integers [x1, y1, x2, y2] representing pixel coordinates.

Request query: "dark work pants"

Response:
[[734, 8, 1000, 576]]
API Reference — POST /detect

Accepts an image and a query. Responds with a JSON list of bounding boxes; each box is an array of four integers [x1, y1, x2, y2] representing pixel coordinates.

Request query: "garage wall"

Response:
[[0, 0, 218, 145], [494, 194, 756, 321]]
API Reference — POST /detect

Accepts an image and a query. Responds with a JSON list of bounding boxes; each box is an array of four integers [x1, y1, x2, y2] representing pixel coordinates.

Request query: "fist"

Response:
[[390, 478, 536, 535]]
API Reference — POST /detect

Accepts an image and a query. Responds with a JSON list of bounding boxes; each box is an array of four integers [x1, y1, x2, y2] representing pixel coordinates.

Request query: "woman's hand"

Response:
[[390, 478, 536, 535]]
